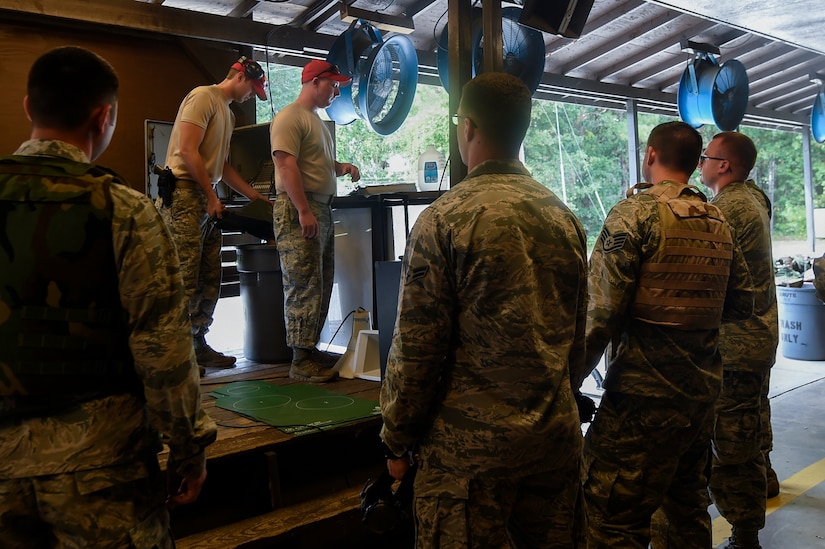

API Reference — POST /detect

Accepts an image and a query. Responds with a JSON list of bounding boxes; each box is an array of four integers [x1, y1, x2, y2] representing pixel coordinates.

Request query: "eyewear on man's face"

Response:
[[314, 76, 340, 90], [699, 152, 726, 164], [451, 113, 475, 127], [316, 66, 342, 79]]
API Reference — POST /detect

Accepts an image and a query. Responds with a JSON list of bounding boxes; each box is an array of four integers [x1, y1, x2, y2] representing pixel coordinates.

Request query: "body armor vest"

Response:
[[0, 155, 137, 418], [629, 182, 733, 330]]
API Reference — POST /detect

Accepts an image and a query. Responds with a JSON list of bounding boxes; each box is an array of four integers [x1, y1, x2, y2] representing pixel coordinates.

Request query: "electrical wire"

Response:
[[262, 23, 290, 120], [321, 308, 357, 352], [434, 0, 482, 52]]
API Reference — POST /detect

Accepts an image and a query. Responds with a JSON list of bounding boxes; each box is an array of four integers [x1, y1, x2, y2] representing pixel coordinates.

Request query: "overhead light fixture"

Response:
[[339, 3, 415, 35]]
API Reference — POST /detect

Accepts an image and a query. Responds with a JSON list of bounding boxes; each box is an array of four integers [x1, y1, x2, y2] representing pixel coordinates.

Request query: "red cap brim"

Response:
[[231, 61, 267, 100], [326, 73, 352, 85], [252, 78, 267, 100]]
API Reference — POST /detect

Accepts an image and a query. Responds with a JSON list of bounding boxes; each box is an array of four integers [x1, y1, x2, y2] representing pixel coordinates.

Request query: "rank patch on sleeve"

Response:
[[599, 228, 628, 253], [408, 265, 429, 283]]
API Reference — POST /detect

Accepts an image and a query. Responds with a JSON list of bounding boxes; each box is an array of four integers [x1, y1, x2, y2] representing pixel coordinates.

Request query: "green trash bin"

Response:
[[777, 283, 825, 360], [236, 244, 291, 363]]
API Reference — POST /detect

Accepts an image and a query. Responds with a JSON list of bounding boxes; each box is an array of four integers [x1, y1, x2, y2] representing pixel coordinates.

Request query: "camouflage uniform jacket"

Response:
[[380, 159, 586, 478], [814, 254, 825, 302], [583, 180, 755, 403], [0, 139, 216, 480], [712, 180, 778, 372]]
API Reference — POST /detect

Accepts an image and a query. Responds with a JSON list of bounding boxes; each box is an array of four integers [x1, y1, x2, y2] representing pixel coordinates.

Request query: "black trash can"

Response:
[[236, 244, 291, 363]]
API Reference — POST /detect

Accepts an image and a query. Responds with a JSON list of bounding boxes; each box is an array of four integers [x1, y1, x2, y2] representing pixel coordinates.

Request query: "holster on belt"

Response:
[[153, 165, 176, 207]]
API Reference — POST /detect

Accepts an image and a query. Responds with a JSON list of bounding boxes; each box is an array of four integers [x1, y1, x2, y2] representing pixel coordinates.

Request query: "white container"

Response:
[[417, 145, 447, 191]]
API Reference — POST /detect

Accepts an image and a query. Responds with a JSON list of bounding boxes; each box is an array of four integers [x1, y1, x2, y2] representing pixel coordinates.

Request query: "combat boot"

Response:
[[722, 526, 762, 549], [194, 335, 237, 369], [290, 347, 338, 383]]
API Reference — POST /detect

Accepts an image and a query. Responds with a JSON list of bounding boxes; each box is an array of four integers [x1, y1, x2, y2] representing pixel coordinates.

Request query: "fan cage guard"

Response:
[[326, 20, 418, 135], [358, 36, 418, 135], [437, 6, 544, 95], [811, 91, 825, 143], [325, 22, 383, 126], [473, 6, 545, 94], [677, 54, 749, 132]]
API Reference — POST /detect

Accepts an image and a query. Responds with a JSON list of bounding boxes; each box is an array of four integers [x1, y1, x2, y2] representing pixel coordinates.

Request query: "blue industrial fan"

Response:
[[811, 88, 825, 143], [677, 53, 749, 131], [325, 20, 418, 136], [437, 6, 546, 95]]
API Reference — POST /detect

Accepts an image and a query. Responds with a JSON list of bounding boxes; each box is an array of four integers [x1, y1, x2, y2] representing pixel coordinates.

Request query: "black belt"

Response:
[[305, 192, 334, 205], [175, 179, 201, 190]]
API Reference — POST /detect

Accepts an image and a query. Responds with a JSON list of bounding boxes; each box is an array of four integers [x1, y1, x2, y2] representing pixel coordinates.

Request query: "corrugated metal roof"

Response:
[[10, 0, 825, 130]]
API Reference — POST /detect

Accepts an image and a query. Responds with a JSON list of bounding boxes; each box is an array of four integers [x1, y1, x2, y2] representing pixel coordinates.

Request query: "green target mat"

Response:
[[211, 381, 381, 436]]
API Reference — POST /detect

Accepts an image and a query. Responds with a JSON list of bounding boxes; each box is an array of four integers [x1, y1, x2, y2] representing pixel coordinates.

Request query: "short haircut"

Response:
[[647, 121, 703, 175], [712, 131, 758, 178], [460, 72, 532, 156], [27, 46, 119, 131]]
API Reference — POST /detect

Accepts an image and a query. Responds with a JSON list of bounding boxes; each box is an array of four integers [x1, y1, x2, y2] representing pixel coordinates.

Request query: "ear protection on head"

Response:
[[234, 56, 264, 80]]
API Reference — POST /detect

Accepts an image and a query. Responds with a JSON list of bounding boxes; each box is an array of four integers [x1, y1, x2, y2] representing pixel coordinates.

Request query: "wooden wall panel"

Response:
[[0, 19, 255, 192]]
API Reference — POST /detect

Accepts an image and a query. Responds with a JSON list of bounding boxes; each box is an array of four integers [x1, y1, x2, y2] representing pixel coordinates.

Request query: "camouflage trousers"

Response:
[[272, 194, 334, 349], [412, 459, 586, 548], [761, 368, 774, 457], [583, 391, 714, 549], [157, 189, 221, 337], [0, 463, 172, 549], [708, 368, 769, 529]]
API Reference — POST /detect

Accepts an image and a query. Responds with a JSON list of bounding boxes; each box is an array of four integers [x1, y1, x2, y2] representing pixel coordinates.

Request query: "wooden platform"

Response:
[[167, 356, 398, 548]]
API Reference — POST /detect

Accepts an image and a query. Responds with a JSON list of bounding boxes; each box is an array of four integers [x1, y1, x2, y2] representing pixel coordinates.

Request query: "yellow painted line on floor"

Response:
[[712, 455, 825, 546]]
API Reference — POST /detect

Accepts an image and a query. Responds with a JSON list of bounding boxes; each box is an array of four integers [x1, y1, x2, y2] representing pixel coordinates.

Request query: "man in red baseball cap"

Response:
[[301, 59, 352, 86], [269, 58, 360, 383]]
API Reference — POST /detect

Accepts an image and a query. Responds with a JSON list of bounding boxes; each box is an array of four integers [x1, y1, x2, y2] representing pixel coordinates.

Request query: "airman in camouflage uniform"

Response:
[[814, 255, 825, 302], [577, 122, 755, 549], [0, 46, 217, 549], [158, 56, 272, 372], [699, 132, 778, 549], [381, 73, 588, 548], [270, 60, 360, 383]]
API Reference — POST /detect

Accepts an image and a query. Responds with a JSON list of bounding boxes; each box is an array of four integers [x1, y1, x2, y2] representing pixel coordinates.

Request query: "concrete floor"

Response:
[[211, 296, 825, 548]]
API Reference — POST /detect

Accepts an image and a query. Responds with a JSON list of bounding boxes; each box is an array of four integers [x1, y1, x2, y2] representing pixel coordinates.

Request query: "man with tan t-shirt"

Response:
[[270, 60, 360, 383], [158, 57, 273, 374]]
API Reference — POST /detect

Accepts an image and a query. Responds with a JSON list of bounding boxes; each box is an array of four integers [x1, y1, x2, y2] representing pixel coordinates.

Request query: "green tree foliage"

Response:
[[527, 103, 631, 247], [256, 64, 302, 123]]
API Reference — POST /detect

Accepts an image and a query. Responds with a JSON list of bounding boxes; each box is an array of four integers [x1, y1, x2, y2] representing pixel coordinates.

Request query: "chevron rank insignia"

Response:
[[599, 228, 628, 253], [409, 265, 429, 282]]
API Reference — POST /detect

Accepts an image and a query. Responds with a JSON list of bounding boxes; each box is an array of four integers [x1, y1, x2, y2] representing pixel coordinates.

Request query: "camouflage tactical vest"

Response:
[[0, 155, 137, 418], [629, 181, 734, 330]]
